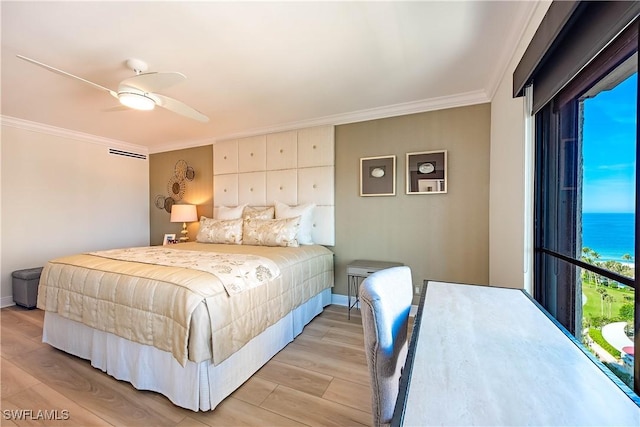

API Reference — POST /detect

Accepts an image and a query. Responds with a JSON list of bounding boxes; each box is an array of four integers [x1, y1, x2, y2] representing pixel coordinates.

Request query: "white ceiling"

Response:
[[1, 1, 536, 153]]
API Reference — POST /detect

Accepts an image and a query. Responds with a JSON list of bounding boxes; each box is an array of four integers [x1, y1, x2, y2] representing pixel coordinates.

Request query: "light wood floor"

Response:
[[0, 305, 373, 427]]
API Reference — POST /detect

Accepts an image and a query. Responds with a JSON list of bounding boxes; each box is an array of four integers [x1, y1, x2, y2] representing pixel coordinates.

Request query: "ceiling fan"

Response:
[[16, 55, 209, 122]]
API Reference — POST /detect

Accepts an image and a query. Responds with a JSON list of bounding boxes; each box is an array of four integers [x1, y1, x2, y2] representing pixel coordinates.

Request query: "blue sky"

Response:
[[582, 73, 637, 213]]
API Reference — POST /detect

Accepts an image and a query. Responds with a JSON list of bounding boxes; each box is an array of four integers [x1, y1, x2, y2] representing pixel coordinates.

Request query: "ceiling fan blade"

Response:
[[152, 93, 209, 123], [16, 54, 118, 98], [120, 72, 186, 93]]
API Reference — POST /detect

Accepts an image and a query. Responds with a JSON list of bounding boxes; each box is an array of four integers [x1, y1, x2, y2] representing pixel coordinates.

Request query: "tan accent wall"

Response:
[[150, 145, 213, 246], [334, 104, 491, 302]]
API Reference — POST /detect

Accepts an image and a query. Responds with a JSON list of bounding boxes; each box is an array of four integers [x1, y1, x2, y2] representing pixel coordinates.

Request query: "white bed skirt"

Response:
[[42, 288, 331, 411]]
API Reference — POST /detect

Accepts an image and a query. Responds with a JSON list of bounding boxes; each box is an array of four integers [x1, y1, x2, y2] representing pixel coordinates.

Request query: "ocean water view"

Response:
[[582, 212, 635, 262]]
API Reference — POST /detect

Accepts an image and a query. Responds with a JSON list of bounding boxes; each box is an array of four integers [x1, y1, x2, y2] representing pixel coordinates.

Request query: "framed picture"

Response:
[[163, 233, 177, 246], [360, 155, 396, 196], [406, 150, 447, 194]]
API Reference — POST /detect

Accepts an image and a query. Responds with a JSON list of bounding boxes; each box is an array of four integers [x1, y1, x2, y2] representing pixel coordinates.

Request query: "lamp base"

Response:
[[180, 222, 189, 242]]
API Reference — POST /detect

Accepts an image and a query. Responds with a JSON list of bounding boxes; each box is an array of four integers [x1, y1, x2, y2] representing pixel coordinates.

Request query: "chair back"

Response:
[[359, 266, 413, 427]]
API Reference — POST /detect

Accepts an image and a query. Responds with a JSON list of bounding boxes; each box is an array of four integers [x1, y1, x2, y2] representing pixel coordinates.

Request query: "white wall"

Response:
[[0, 124, 149, 306], [489, 1, 551, 289]]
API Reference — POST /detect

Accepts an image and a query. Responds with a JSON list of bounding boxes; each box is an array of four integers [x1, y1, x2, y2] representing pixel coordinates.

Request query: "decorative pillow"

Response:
[[215, 204, 247, 220], [243, 206, 275, 220], [274, 201, 315, 245], [242, 217, 300, 247], [196, 217, 243, 244]]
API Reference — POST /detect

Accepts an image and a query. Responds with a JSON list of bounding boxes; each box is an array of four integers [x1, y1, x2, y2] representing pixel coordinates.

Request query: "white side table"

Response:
[[346, 259, 403, 319]]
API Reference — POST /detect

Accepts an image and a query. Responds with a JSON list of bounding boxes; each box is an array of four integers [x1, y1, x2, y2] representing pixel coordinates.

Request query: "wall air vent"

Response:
[[108, 148, 147, 160]]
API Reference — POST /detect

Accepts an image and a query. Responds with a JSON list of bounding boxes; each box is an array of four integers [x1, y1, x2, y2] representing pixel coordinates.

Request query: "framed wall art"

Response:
[[163, 233, 177, 245], [360, 155, 396, 196], [406, 150, 447, 194]]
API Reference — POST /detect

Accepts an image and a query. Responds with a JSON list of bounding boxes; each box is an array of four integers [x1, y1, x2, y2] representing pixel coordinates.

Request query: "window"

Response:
[[535, 58, 637, 391], [515, 1, 639, 398]]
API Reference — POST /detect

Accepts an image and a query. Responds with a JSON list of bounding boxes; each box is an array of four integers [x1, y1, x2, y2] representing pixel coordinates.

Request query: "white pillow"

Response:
[[274, 201, 315, 245], [242, 217, 300, 247], [196, 217, 243, 244], [243, 206, 275, 220], [215, 204, 247, 220]]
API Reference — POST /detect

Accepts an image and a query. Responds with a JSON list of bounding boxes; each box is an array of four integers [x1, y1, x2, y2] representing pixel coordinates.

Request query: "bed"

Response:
[[37, 125, 336, 411], [38, 241, 334, 411]]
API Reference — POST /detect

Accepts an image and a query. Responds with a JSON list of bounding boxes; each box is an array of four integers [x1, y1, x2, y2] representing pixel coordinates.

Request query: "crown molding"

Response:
[[148, 137, 217, 154], [1, 115, 149, 155], [487, 0, 549, 100], [213, 90, 490, 144], [3, 89, 490, 154]]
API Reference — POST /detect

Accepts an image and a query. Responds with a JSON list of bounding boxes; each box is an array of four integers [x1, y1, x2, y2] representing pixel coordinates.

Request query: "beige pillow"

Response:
[[274, 201, 315, 245], [243, 206, 275, 220], [215, 204, 247, 220], [242, 217, 300, 247], [196, 217, 243, 244]]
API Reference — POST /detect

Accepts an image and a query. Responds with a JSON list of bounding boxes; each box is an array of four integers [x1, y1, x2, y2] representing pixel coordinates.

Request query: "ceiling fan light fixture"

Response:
[[118, 92, 155, 111]]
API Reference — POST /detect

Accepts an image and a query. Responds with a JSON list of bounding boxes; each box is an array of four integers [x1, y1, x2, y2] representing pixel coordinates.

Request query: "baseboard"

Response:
[[331, 292, 418, 317], [331, 293, 349, 307], [1, 296, 16, 308]]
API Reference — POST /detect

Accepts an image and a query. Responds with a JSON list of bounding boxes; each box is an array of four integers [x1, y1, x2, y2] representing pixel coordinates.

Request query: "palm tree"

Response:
[[603, 294, 613, 317], [591, 250, 602, 285], [596, 288, 608, 316], [582, 248, 603, 285], [582, 247, 595, 283], [621, 253, 634, 279]]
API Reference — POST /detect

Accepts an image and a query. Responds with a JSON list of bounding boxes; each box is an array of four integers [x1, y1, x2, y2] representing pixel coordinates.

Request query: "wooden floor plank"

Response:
[[311, 316, 364, 335], [260, 385, 371, 427], [2, 383, 112, 426], [323, 378, 372, 414], [297, 321, 330, 338], [288, 334, 366, 364], [256, 360, 333, 397], [10, 347, 182, 427], [0, 305, 374, 426], [175, 416, 210, 427], [0, 327, 42, 360], [322, 327, 365, 349], [1, 357, 41, 398], [273, 345, 370, 387], [0, 417, 19, 426], [188, 397, 306, 427], [230, 376, 278, 406], [1, 309, 44, 342]]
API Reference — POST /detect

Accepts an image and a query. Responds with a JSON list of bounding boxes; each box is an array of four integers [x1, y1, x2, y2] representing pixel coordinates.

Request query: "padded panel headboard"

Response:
[[213, 125, 335, 246]]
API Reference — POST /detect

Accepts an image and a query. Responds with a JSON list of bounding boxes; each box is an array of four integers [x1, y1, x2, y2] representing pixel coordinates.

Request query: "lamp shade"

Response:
[[170, 204, 197, 223]]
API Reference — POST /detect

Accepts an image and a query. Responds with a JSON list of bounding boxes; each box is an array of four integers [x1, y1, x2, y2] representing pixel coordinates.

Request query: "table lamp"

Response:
[[170, 204, 198, 242]]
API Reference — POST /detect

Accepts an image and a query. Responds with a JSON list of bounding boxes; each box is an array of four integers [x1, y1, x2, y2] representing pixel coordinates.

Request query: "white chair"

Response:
[[359, 266, 413, 427]]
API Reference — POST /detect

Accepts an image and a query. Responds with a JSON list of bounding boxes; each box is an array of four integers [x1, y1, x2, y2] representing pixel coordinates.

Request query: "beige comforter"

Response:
[[37, 243, 334, 366]]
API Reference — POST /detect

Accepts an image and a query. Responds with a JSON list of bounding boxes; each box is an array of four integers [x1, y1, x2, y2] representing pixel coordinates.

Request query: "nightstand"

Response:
[[346, 259, 403, 319]]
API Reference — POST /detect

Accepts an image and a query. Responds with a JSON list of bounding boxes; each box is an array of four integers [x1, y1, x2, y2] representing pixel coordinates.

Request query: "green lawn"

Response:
[[582, 277, 634, 323], [581, 274, 634, 388]]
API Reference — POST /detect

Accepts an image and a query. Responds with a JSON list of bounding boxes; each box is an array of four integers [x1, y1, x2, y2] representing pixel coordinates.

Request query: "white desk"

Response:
[[393, 281, 640, 426]]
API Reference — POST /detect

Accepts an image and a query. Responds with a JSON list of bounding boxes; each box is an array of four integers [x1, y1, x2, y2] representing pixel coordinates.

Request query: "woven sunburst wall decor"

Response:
[[155, 160, 196, 213]]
